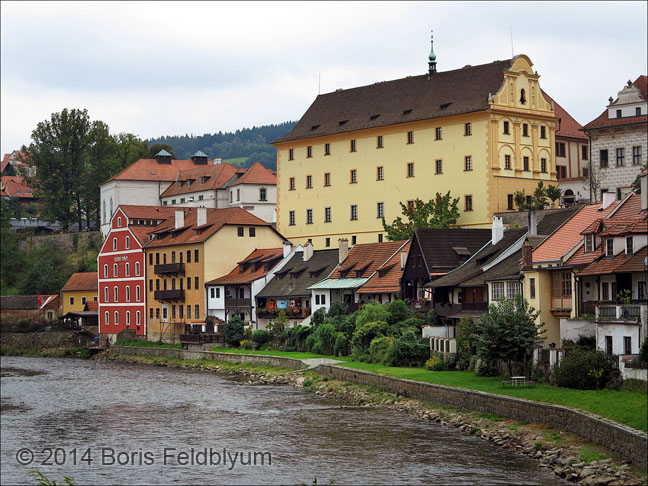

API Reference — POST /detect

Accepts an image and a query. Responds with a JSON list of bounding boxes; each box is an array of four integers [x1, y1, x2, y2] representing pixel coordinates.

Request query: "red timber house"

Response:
[[98, 205, 180, 344]]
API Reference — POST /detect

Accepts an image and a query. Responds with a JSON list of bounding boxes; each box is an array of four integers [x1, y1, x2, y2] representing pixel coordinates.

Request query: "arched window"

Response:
[[110, 197, 113, 217], [105, 311, 109, 325], [520, 89, 526, 105], [126, 285, 131, 302], [114, 286, 118, 302], [118, 217, 122, 227], [136, 311, 141, 326], [102, 200, 106, 224], [114, 311, 119, 325], [125, 263, 130, 277], [103, 264, 108, 278], [136, 285, 141, 301], [104, 287, 109, 302], [135, 262, 140, 276], [125, 236, 130, 249], [113, 264, 118, 277], [126, 311, 131, 326]]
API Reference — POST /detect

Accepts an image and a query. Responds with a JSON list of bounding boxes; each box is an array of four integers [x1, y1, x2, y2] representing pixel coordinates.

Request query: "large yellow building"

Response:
[[143, 207, 285, 342], [273, 54, 558, 248]]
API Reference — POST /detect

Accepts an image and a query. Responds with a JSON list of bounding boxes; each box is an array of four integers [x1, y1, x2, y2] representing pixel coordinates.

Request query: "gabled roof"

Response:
[[229, 162, 276, 186], [144, 207, 280, 248], [160, 163, 240, 197], [101, 158, 215, 185], [608, 193, 643, 220], [496, 206, 582, 233], [532, 203, 618, 263], [61, 272, 98, 292], [584, 76, 648, 130], [329, 241, 408, 279], [577, 246, 647, 276], [256, 249, 339, 298], [273, 59, 513, 144], [541, 90, 587, 140], [357, 241, 411, 294], [206, 248, 284, 285], [0, 176, 35, 199], [413, 228, 492, 275], [112, 205, 185, 245], [0, 295, 55, 310]]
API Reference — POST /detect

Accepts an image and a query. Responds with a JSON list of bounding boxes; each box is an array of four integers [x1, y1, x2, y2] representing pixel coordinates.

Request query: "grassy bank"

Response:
[[211, 347, 352, 361], [0, 345, 93, 359]]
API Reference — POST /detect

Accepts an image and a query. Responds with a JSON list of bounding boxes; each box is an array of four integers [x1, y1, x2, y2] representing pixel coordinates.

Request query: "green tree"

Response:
[[514, 181, 551, 211], [113, 133, 149, 171], [456, 316, 478, 370], [223, 315, 245, 347], [18, 241, 72, 294], [631, 162, 647, 193], [546, 184, 561, 208], [0, 199, 25, 291], [382, 191, 460, 241], [476, 294, 544, 377]]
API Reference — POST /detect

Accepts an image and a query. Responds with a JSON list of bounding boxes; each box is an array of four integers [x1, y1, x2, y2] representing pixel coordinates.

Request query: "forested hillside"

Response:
[[146, 121, 296, 170]]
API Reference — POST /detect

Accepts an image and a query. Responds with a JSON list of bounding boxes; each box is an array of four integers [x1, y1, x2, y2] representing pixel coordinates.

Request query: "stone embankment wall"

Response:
[[18, 231, 101, 252], [1, 331, 93, 349], [111, 346, 647, 468]]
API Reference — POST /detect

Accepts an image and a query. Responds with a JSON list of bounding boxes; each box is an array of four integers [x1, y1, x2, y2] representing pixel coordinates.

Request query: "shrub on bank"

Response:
[[334, 333, 348, 357], [223, 316, 245, 348], [252, 330, 269, 346], [384, 331, 428, 367], [554, 348, 615, 390]]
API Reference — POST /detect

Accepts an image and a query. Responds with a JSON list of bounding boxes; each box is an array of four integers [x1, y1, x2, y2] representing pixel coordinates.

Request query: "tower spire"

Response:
[[428, 30, 437, 76]]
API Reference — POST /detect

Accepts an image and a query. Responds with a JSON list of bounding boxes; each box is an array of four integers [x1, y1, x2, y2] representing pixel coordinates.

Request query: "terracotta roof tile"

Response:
[[533, 203, 618, 262], [206, 248, 284, 285], [329, 241, 408, 280], [565, 245, 604, 267], [0, 176, 35, 198], [229, 162, 276, 186], [541, 91, 587, 140], [609, 194, 643, 220], [61, 272, 98, 291], [357, 241, 411, 293], [577, 246, 647, 276], [101, 158, 215, 185], [160, 163, 240, 197], [119, 205, 183, 220]]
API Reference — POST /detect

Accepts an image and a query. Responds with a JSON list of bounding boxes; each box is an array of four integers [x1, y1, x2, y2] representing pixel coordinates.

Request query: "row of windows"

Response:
[[112, 236, 130, 251], [149, 276, 201, 291], [614, 107, 643, 118], [103, 262, 141, 278], [148, 249, 200, 265], [103, 285, 142, 303], [555, 142, 588, 160], [228, 188, 268, 203], [491, 281, 522, 300], [288, 196, 475, 226], [68, 295, 97, 305], [164, 195, 204, 205], [502, 155, 548, 172], [148, 305, 201, 320], [599, 147, 642, 168], [502, 121, 548, 139], [104, 310, 141, 326]]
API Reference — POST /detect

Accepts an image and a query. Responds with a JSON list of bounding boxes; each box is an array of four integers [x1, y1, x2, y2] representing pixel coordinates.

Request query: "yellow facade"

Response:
[[61, 290, 97, 315], [145, 225, 284, 342], [275, 55, 558, 248], [523, 269, 561, 348]]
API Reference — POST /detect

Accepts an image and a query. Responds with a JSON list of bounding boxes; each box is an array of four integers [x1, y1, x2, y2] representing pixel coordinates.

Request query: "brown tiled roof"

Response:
[[144, 207, 280, 248], [565, 245, 604, 267], [206, 248, 284, 285], [609, 194, 643, 220], [101, 158, 215, 185], [85, 301, 99, 311], [577, 246, 647, 276], [584, 76, 648, 130], [160, 163, 240, 197], [329, 241, 408, 279], [414, 228, 493, 275], [357, 241, 411, 294], [0, 176, 35, 198], [533, 203, 617, 263], [61, 272, 98, 291], [1, 295, 40, 310], [273, 60, 513, 144], [229, 162, 276, 186], [541, 91, 587, 140], [598, 219, 648, 237], [120, 205, 182, 220]]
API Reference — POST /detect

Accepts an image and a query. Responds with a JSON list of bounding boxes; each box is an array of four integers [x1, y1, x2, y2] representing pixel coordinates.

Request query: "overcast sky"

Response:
[[2, 1, 647, 156]]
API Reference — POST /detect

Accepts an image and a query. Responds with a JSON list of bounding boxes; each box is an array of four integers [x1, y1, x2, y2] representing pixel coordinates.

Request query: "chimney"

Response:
[[641, 171, 647, 211], [302, 241, 313, 262], [528, 209, 537, 236], [601, 191, 616, 210], [283, 241, 292, 258], [492, 216, 504, 245], [197, 207, 207, 227], [521, 239, 533, 270], [338, 238, 349, 264], [400, 251, 408, 269], [175, 209, 184, 229]]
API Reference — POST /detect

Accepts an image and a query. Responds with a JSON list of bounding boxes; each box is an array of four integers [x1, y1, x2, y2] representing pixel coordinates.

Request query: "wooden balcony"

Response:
[[154, 263, 185, 275], [257, 308, 311, 319], [461, 302, 488, 311], [154, 289, 185, 301], [225, 298, 252, 308]]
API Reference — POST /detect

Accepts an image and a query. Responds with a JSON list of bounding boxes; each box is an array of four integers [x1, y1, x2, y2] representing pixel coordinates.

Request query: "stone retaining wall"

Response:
[[1, 331, 94, 349], [110, 346, 647, 467], [315, 365, 648, 468]]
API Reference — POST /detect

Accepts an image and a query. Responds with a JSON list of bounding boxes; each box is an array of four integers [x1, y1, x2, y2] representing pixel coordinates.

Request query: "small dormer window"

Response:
[[584, 235, 594, 253], [520, 89, 526, 105], [616, 109, 622, 118], [606, 239, 614, 257], [626, 237, 634, 255]]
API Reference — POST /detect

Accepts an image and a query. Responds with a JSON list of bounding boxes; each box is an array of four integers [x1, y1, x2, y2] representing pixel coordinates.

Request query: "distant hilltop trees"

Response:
[[146, 121, 297, 170]]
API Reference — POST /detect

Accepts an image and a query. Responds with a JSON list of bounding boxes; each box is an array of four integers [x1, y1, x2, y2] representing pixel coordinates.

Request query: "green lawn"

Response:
[[211, 347, 353, 361], [338, 361, 648, 432]]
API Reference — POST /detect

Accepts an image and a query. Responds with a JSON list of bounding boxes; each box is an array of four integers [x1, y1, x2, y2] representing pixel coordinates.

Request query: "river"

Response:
[[0, 356, 564, 485]]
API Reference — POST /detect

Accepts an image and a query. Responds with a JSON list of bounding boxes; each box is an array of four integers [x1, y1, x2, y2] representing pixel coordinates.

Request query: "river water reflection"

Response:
[[1, 356, 564, 485]]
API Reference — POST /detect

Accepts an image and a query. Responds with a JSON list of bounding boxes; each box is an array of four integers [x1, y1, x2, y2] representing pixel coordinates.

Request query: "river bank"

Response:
[[98, 350, 646, 486]]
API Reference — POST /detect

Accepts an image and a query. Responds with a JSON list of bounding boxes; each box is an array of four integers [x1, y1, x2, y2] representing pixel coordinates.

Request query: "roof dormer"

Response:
[[155, 149, 173, 164]]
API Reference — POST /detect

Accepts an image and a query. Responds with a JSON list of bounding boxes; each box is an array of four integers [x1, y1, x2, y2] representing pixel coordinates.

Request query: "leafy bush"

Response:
[[312, 323, 337, 355], [334, 333, 348, 357], [311, 308, 326, 326], [554, 348, 615, 390], [327, 301, 347, 318], [351, 320, 389, 352], [384, 331, 429, 367], [396, 317, 424, 336], [426, 309, 439, 326], [223, 315, 245, 347], [476, 361, 499, 377], [18, 318, 31, 326], [640, 337, 648, 365], [425, 354, 450, 371], [385, 300, 411, 326], [456, 316, 478, 370], [252, 329, 269, 346], [305, 334, 317, 352], [368, 336, 394, 363], [239, 340, 255, 350], [354, 303, 390, 330]]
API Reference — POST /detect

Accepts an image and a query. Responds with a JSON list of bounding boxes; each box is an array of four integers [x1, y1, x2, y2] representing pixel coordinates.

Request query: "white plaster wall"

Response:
[[560, 318, 596, 344], [312, 290, 331, 312], [423, 326, 456, 338], [581, 276, 600, 302], [228, 183, 277, 222], [206, 285, 225, 312], [596, 323, 641, 354], [161, 190, 218, 208]]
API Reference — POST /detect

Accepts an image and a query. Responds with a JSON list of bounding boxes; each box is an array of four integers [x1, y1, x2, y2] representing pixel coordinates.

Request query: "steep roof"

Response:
[[273, 59, 513, 144], [256, 249, 339, 298], [144, 207, 279, 248], [584, 76, 648, 130], [357, 241, 411, 294], [160, 163, 240, 197], [101, 158, 215, 185], [577, 246, 647, 276], [414, 228, 492, 275], [229, 162, 276, 186], [329, 241, 408, 279], [608, 193, 643, 220], [533, 203, 617, 263], [119, 205, 181, 220], [0, 176, 35, 199], [495, 206, 582, 233], [540, 90, 587, 140], [206, 248, 284, 285], [61, 272, 98, 292]]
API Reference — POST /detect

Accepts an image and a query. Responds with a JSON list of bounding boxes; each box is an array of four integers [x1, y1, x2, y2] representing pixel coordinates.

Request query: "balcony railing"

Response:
[[154, 289, 185, 301], [461, 302, 488, 311], [257, 308, 311, 319], [154, 263, 185, 275], [597, 304, 643, 321], [551, 296, 572, 312], [225, 298, 252, 308]]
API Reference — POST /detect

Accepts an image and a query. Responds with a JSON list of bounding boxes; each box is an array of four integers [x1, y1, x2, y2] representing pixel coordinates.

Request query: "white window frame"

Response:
[[125, 263, 130, 277], [104, 287, 109, 302], [105, 311, 109, 325], [103, 264, 108, 278], [491, 282, 505, 300], [126, 285, 131, 302], [136, 285, 141, 302], [113, 237, 117, 250], [114, 311, 119, 325], [135, 262, 140, 276], [114, 286, 119, 302]]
